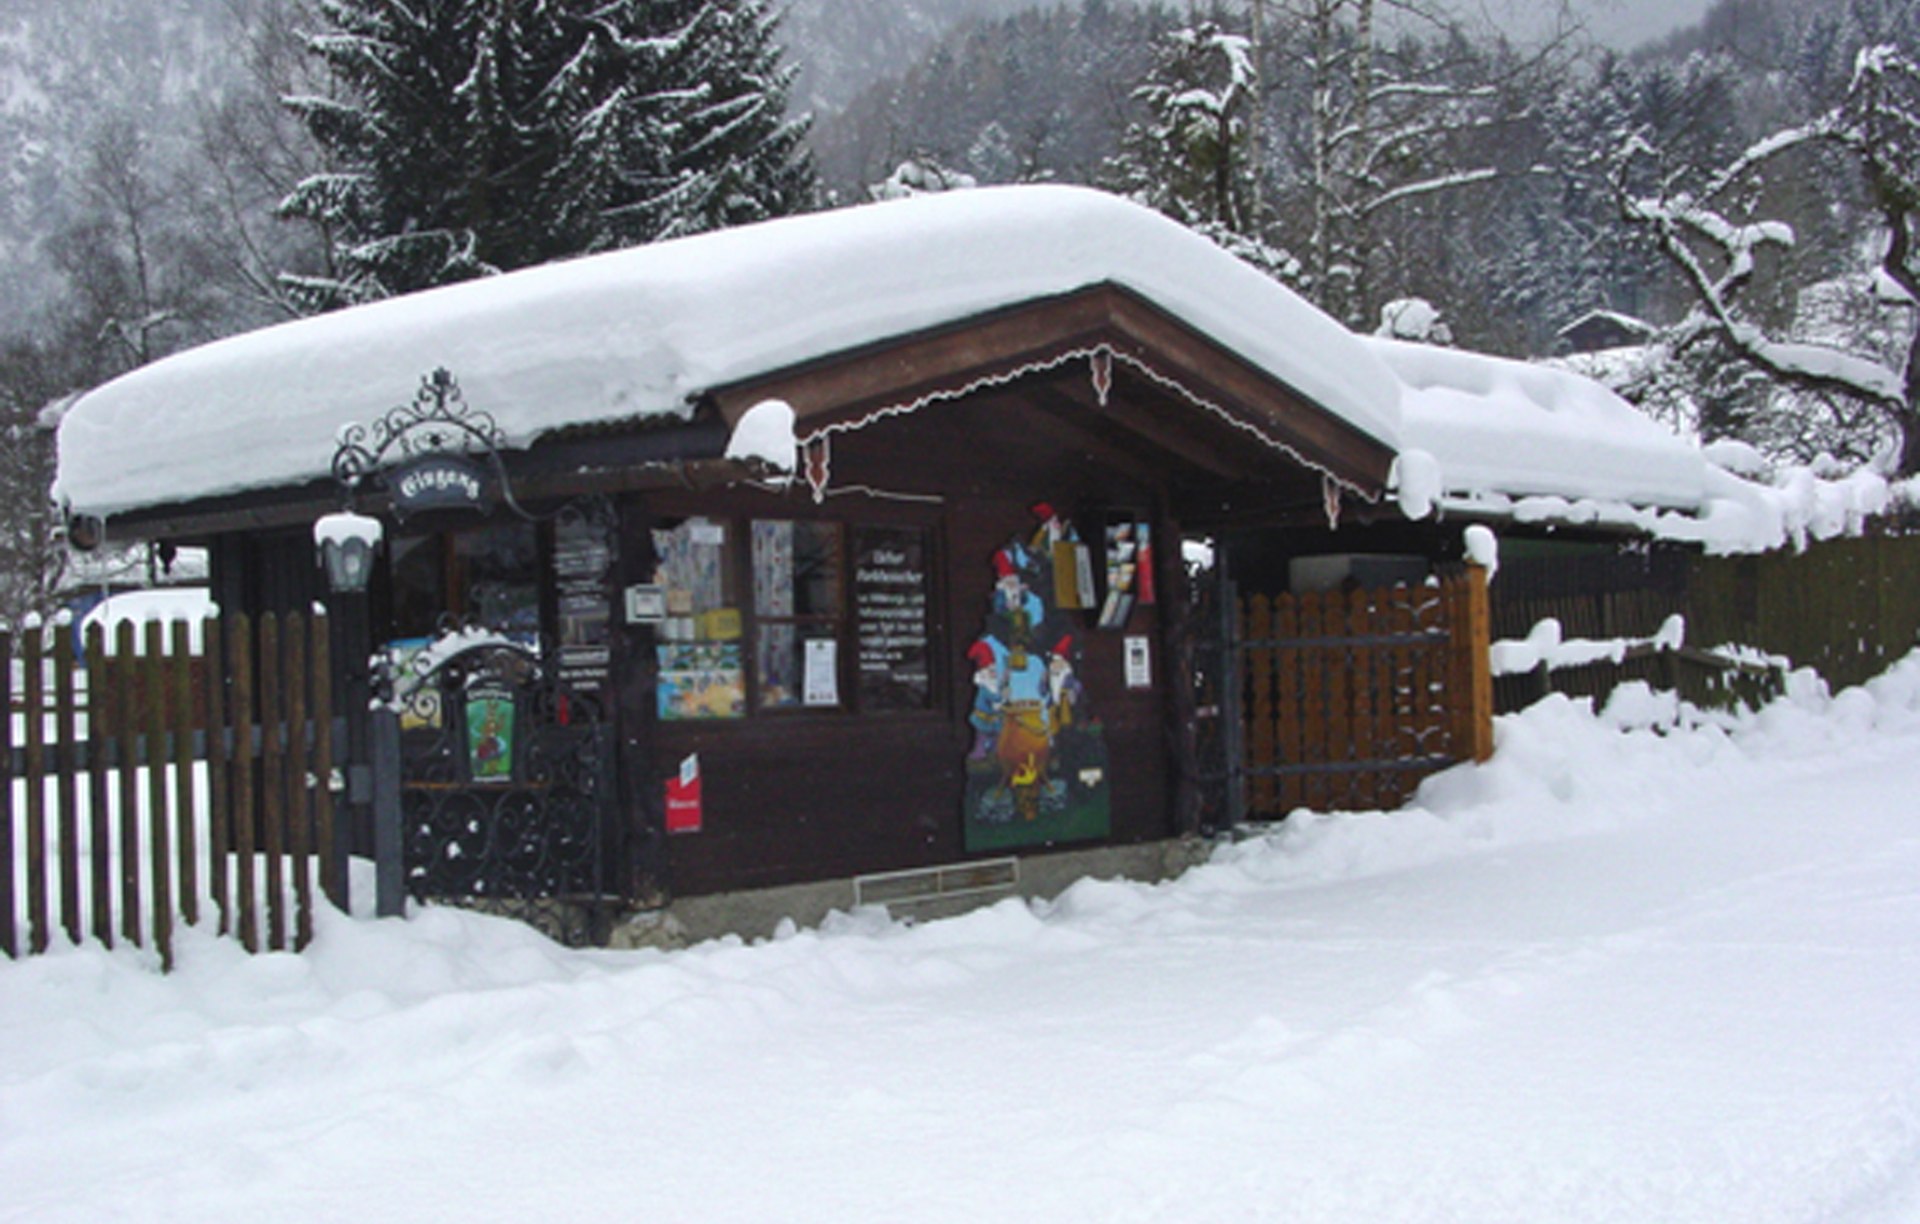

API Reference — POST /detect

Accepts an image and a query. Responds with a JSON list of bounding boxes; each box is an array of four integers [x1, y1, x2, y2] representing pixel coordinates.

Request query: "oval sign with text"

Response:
[[390, 453, 493, 519]]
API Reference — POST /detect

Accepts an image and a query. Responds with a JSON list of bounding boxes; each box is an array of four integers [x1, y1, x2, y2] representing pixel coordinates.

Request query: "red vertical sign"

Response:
[[665, 753, 703, 834]]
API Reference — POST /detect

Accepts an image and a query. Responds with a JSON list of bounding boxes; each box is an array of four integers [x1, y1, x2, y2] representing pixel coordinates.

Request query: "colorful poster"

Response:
[[656, 643, 746, 720], [963, 506, 1111, 851], [385, 637, 444, 731], [466, 682, 515, 783]]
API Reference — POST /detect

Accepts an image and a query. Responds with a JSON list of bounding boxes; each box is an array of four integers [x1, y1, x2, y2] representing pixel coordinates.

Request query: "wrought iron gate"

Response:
[[391, 639, 614, 905]]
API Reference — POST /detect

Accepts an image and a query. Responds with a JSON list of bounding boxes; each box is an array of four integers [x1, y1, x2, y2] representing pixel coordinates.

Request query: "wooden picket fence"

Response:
[[1688, 533, 1920, 693], [1489, 534, 1920, 711], [2, 610, 334, 968], [1237, 568, 1492, 816]]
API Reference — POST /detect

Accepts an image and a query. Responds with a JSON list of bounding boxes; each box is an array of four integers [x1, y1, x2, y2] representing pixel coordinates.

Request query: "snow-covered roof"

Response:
[[55, 185, 1401, 520], [1370, 337, 1711, 513]]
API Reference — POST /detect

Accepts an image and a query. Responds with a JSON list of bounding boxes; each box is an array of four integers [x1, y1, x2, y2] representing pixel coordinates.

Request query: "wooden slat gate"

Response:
[[1223, 567, 1493, 820], [3, 611, 336, 968]]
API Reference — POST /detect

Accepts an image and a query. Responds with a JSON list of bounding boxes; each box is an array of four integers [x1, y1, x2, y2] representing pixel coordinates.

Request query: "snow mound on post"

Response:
[[55, 186, 1400, 520]]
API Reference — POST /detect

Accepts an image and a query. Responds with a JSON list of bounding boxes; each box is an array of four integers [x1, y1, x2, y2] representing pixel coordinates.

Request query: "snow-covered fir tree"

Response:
[[278, 0, 815, 309], [1110, 20, 1258, 236], [654, 0, 815, 239], [1105, 18, 1301, 285]]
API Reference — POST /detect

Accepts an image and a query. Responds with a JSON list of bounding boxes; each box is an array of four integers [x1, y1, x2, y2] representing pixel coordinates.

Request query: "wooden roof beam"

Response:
[[706, 283, 1397, 499]]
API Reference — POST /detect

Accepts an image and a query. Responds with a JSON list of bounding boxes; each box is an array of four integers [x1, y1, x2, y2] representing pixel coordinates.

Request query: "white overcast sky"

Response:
[[1447, 0, 1720, 49], [1578, 0, 1718, 47]]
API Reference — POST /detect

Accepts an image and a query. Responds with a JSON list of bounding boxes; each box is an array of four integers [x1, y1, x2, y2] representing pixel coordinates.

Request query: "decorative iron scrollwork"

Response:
[[329, 367, 558, 521], [332, 367, 508, 491], [394, 636, 612, 903]]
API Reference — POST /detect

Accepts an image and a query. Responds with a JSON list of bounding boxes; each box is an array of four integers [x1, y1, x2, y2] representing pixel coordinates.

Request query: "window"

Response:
[[652, 517, 746, 720], [388, 522, 540, 641], [651, 513, 934, 720], [753, 519, 844, 709]]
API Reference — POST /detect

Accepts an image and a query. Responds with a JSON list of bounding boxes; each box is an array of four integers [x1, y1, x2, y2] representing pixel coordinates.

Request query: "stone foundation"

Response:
[[607, 837, 1217, 950]]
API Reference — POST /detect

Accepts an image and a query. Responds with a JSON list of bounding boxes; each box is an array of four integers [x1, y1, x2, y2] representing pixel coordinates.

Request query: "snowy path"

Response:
[[5, 672, 1920, 1222]]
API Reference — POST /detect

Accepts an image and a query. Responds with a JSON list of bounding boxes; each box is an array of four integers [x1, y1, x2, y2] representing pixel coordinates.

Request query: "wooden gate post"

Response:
[[1467, 564, 1494, 764], [370, 705, 405, 919], [1218, 561, 1245, 829]]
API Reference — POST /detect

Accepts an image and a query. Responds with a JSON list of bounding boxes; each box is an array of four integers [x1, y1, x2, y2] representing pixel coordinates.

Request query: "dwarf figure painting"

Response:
[[963, 505, 1111, 851]]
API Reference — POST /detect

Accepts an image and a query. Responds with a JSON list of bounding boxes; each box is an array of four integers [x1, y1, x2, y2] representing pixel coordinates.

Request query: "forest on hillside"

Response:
[[1, 0, 1918, 622]]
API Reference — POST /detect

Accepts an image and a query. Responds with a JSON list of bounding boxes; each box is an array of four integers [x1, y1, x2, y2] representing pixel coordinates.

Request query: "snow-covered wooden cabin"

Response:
[[53, 186, 1732, 941]]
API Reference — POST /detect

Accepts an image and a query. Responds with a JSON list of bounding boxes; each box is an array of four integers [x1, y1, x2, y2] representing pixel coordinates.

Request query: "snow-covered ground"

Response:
[[7, 664, 1920, 1222]]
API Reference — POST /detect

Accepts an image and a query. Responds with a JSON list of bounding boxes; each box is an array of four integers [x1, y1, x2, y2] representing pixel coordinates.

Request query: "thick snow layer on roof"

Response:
[[1369, 337, 1710, 511], [55, 186, 1399, 519]]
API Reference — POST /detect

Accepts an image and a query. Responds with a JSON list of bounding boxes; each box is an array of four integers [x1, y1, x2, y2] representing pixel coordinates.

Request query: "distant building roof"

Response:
[[1554, 310, 1657, 354]]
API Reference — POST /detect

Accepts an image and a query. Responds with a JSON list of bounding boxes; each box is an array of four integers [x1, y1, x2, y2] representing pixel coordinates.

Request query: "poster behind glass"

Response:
[[653, 517, 745, 719], [853, 526, 932, 712]]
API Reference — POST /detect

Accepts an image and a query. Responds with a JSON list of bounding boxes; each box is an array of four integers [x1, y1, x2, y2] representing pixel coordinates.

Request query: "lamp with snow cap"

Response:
[[314, 510, 385, 594]]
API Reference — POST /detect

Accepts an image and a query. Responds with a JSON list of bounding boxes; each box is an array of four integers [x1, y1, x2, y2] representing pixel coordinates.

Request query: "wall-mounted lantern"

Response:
[[314, 510, 384, 594]]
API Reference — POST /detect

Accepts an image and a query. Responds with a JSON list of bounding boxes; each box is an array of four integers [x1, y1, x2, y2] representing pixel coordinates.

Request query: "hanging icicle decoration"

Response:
[[791, 341, 1379, 505], [1089, 347, 1113, 407], [803, 434, 832, 504], [1323, 474, 1343, 531]]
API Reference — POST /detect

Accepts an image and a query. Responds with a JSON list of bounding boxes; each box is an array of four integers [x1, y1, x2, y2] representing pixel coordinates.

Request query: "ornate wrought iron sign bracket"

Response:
[[330, 367, 537, 520]]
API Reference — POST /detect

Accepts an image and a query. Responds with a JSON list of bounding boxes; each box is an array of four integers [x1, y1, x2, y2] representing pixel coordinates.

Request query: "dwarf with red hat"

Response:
[[966, 639, 1002, 762]]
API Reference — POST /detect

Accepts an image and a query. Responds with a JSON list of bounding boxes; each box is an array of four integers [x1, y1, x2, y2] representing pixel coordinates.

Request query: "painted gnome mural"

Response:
[[964, 505, 1111, 851]]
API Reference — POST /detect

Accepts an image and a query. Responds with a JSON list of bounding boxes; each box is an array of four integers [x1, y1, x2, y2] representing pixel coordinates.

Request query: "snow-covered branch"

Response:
[[1357, 167, 1499, 217], [1611, 51, 1920, 470]]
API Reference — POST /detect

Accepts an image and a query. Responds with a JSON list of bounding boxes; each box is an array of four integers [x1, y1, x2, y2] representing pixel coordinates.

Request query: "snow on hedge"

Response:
[[1371, 336, 1709, 511], [1371, 334, 1918, 553], [54, 185, 1400, 520]]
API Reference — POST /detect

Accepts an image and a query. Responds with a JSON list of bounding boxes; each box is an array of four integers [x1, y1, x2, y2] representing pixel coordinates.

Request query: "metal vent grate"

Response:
[[854, 857, 1019, 908]]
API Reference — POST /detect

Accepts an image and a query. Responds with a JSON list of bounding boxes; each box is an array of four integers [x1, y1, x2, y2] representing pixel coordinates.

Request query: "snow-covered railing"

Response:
[[1493, 615, 1784, 710]]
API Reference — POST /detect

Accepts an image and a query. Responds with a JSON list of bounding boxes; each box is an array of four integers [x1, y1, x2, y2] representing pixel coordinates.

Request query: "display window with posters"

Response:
[[649, 513, 937, 722]]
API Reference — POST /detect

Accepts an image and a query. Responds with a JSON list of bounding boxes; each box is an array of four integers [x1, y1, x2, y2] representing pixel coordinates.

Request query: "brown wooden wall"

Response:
[[642, 388, 1179, 897]]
